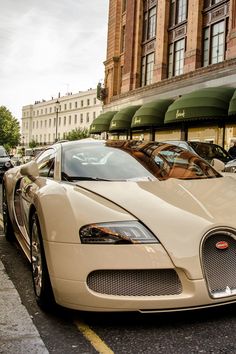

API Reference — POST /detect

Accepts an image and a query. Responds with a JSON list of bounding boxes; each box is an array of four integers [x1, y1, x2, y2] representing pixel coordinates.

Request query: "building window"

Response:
[[75, 101, 78, 108], [80, 113, 83, 123], [169, 0, 188, 27], [64, 116, 66, 125], [33, 122, 35, 129], [59, 117, 61, 126], [121, 25, 126, 52], [74, 114, 77, 124], [203, 20, 227, 66], [44, 120, 47, 128], [168, 38, 185, 77], [81, 100, 84, 107], [64, 104, 67, 110], [93, 97, 96, 105], [141, 52, 154, 86], [87, 99, 90, 106], [143, 4, 157, 41], [93, 112, 96, 119], [69, 102, 72, 109], [122, 0, 126, 12], [54, 118, 56, 127], [204, 0, 222, 8], [86, 112, 90, 123], [69, 115, 71, 124], [50, 107, 52, 113]]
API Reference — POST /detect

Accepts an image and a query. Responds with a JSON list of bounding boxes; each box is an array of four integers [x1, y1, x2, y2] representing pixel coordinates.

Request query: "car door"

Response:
[[19, 148, 56, 244]]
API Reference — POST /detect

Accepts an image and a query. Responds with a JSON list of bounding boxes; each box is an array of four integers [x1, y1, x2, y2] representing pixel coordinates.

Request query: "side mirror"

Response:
[[20, 160, 39, 181], [211, 158, 225, 172]]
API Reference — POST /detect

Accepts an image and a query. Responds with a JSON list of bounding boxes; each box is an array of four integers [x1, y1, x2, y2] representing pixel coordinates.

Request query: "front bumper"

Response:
[[44, 241, 236, 312]]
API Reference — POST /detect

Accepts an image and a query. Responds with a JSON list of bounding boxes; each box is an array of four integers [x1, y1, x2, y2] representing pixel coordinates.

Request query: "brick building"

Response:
[[100, 0, 236, 148]]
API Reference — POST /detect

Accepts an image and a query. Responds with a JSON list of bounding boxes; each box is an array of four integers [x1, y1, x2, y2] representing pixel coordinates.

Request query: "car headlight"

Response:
[[80, 221, 159, 244], [5, 161, 12, 168]]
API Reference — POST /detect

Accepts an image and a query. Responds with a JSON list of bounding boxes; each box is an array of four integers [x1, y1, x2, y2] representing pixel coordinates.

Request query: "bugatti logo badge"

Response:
[[216, 241, 229, 250]]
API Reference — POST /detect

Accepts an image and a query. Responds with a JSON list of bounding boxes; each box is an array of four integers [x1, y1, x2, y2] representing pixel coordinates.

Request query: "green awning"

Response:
[[131, 99, 174, 129], [109, 105, 141, 131], [228, 89, 236, 116], [90, 111, 117, 134], [165, 87, 235, 124]]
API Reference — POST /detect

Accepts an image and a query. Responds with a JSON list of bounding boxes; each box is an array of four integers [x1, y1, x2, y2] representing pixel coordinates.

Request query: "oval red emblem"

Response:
[[216, 241, 229, 250]]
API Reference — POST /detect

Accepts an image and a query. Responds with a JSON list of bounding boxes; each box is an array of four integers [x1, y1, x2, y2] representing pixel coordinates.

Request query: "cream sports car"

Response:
[[2, 139, 236, 312]]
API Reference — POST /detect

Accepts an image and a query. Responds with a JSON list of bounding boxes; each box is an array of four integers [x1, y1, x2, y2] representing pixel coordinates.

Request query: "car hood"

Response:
[[76, 176, 236, 278], [77, 176, 236, 225]]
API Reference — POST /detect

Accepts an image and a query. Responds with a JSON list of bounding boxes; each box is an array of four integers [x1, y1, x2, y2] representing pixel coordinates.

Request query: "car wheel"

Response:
[[2, 183, 15, 241], [30, 212, 55, 310]]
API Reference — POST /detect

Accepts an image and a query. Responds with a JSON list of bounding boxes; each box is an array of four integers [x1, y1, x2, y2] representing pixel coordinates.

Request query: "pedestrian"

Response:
[[228, 141, 236, 159]]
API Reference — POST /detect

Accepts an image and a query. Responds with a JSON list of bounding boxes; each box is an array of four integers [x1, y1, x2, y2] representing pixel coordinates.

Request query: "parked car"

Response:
[[3, 139, 236, 312], [11, 155, 23, 166], [0, 146, 14, 180], [162, 140, 233, 164], [224, 158, 236, 173]]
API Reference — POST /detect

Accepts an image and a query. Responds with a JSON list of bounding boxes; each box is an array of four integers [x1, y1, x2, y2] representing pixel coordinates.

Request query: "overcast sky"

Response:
[[0, 0, 109, 119]]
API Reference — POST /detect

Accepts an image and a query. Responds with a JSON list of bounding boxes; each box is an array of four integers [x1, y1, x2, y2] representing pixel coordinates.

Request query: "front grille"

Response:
[[202, 229, 236, 298], [87, 269, 182, 296]]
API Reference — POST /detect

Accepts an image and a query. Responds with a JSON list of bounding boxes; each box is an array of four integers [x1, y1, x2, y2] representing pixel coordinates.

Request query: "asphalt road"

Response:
[[2, 189, 236, 353]]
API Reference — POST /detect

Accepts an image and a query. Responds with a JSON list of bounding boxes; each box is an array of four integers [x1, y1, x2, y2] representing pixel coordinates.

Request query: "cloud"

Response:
[[0, 0, 108, 118]]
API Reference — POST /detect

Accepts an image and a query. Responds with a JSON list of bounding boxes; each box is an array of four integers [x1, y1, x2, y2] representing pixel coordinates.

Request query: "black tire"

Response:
[[30, 212, 55, 310], [2, 183, 15, 242]]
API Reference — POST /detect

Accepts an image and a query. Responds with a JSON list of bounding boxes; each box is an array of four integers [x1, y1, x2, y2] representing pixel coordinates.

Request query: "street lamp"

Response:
[[55, 99, 60, 142]]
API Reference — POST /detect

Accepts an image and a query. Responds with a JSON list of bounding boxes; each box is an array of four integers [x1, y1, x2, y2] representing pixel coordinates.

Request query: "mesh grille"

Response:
[[202, 231, 236, 297], [87, 269, 182, 296]]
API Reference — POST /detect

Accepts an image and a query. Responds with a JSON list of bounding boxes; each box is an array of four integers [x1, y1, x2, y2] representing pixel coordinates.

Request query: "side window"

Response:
[[35, 148, 55, 178]]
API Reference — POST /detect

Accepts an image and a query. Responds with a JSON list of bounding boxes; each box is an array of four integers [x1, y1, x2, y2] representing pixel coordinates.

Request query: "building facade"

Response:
[[21, 89, 103, 146], [102, 0, 236, 148]]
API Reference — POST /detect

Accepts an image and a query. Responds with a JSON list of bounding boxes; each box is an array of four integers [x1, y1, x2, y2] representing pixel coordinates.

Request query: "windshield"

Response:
[[189, 142, 230, 161], [61, 141, 221, 182]]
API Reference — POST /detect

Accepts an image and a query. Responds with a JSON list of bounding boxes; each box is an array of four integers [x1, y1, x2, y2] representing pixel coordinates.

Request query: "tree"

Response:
[[29, 139, 37, 148], [66, 128, 90, 141], [0, 106, 20, 148]]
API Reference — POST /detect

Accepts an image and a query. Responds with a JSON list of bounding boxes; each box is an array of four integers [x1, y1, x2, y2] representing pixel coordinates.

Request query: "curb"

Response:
[[0, 258, 49, 353]]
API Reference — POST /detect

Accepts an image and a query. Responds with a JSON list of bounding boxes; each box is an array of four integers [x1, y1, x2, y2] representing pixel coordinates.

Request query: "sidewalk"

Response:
[[0, 232, 49, 353]]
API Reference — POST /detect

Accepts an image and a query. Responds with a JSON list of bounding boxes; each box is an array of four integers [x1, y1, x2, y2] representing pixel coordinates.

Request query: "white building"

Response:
[[21, 88, 103, 146]]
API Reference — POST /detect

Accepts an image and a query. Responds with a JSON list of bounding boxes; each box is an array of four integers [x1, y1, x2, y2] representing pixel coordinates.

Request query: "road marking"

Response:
[[74, 319, 114, 354]]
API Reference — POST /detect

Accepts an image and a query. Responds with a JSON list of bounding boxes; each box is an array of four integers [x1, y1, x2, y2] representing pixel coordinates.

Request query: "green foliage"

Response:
[[29, 139, 37, 148], [0, 106, 20, 148], [66, 127, 90, 141]]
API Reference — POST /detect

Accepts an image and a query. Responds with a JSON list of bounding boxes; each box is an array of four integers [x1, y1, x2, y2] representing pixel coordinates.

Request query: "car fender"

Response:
[[32, 182, 135, 244]]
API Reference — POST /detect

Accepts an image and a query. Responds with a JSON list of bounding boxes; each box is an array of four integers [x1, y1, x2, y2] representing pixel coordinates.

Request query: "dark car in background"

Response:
[[0, 146, 13, 180], [163, 140, 233, 164]]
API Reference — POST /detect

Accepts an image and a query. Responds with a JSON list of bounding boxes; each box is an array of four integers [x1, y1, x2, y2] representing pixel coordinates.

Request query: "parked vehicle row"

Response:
[[162, 140, 236, 173], [2, 139, 236, 313], [0, 145, 14, 180]]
